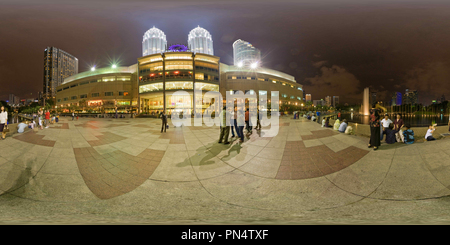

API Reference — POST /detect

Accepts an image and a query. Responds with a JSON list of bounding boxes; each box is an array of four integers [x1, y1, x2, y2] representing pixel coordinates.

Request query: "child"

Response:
[[425, 124, 437, 141], [38, 116, 43, 129], [403, 125, 414, 144]]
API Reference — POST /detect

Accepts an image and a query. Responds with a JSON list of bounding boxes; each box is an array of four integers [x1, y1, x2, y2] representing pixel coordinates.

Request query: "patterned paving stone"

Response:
[[74, 147, 164, 199], [13, 131, 55, 147], [276, 140, 369, 180]]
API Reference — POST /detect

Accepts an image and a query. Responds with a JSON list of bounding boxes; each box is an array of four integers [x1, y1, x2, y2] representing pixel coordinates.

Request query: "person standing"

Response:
[[393, 113, 404, 142], [72, 112, 75, 120], [233, 107, 240, 139], [229, 106, 236, 138], [237, 107, 245, 143], [218, 106, 230, 144], [368, 103, 383, 151], [245, 108, 252, 135], [45, 110, 50, 128], [0, 106, 8, 140], [160, 111, 167, 133], [338, 111, 341, 120]]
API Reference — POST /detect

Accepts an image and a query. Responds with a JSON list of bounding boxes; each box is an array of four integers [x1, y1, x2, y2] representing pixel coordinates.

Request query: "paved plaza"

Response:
[[1, 115, 450, 224]]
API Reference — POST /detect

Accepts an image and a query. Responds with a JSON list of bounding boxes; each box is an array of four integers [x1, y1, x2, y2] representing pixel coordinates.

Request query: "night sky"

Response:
[[1, 0, 450, 105]]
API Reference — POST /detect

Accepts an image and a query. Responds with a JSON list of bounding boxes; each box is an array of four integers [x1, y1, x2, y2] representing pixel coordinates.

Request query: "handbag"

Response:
[[3, 124, 9, 133]]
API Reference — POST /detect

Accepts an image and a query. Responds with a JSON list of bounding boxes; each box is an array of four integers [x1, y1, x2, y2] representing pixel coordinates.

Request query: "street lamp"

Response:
[[112, 64, 117, 68]]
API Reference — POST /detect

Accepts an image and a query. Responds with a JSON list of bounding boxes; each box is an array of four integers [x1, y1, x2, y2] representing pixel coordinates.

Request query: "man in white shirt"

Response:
[[425, 124, 436, 141], [17, 121, 28, 133], [380, 114, 393, 141]]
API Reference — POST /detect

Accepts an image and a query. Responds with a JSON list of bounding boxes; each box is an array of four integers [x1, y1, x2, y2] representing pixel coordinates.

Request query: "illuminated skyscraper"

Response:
[[43, 47, 78, 100], [233, 39, 261, 68], [142, 27, 167, 56], [188, 26, 214, 55]]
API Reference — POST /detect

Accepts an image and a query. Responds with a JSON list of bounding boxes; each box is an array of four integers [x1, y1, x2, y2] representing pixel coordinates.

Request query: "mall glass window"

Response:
[[105, 92, 113, 96], [92, 93, 100, 97], [80, 94, 87, 98]]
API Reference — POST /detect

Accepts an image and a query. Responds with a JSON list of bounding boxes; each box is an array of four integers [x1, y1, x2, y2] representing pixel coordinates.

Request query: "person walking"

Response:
[[368, 103, 384, 151], [72, 112, 75, 120], [255, 109, 261, 130], [160, 111, 167, 133], [218, 106, 230, 144], [393, 113, 404, 142], [0, 106, 8, 140]]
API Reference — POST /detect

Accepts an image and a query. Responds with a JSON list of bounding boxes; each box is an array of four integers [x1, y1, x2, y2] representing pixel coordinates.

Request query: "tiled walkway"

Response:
[[2, 116, 450, 224]]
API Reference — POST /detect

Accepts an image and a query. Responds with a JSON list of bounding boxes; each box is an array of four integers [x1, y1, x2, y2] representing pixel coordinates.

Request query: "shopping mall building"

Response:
[[55, 26, 303, 115]]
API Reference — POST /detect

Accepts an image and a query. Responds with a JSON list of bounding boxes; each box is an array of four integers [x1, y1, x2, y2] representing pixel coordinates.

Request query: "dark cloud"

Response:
[[1, 0, 450, 105]]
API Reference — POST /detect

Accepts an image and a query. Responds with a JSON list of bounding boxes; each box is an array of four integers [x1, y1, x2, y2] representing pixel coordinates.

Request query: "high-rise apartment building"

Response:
[[403, 89, 418, 105], [305, 94, 311, 102], [43, 47, 78, 101], [325, 96, 331, 107], [232, 39, 261, 68], [332, 96, 339, 107], [391, 92, 402, 106]]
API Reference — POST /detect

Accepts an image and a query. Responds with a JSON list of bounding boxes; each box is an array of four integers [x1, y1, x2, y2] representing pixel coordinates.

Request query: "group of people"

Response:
[[0, 106, 60, 140], [327, 118, 352, 134], [218, 107, 261, 144], [368, 103, 437, 151]]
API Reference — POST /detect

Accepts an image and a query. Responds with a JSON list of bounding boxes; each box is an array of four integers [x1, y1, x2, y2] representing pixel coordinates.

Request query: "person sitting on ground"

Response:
[[338, 119, 348, 133], [325, 117, 330, 127], [425, 124, 437, 141], [311, 114, 316, 122], [28, 120, 36, 129], [385, 123, 399, 144], [345, 125, 353, 134], [333, 118, 341, 131], [403, 125, 414, 144], [17, 121, 28, 133]]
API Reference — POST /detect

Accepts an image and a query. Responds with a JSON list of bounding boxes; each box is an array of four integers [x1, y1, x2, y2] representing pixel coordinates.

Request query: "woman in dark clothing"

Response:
[[385, 123, 399, 144], [368, 103, 384, 150]]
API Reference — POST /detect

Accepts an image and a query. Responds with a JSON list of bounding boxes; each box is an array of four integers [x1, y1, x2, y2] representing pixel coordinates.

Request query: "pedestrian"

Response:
[[338, 111, 341, 120], [233, 107, 240, 139], [72, 112, 75, 120], [160, 111, 167, 133], [229, 106, 236, 138], [0, 106, 8, 140], [255, 109, 261, 130], [368, 103, 384, 151], [218, 106, 230, 144], [425, 124, 437, 141], [380, 114, 392, 141], [45, 110, 50, 128], [403, 125, 415, 144], [325, 117, 330, 127], [237, 107, 245, 143], [322, 117, 326, 127], [245, 108, 252, 135], [393, 113, 404, 142]]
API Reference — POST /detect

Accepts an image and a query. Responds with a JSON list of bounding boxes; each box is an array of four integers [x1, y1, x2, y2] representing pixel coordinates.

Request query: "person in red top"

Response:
[[45, 110, 50, 128]]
